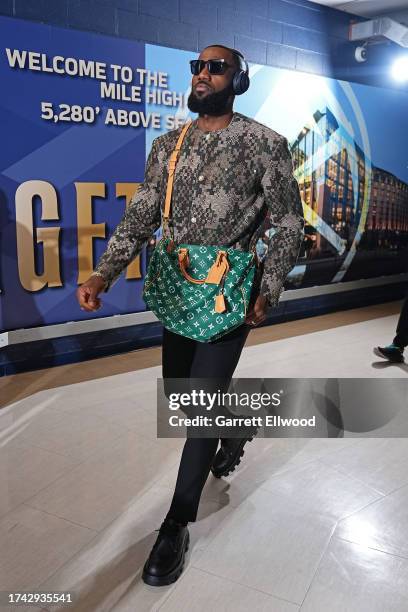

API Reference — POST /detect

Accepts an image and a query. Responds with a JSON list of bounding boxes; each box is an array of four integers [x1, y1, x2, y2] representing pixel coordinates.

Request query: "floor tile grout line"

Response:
[[188, 441, 378, 514], [373, 478, 408, 500], [35, 420, 172, 484], [256, 447, 360, 486], [187, 563, 301, 608], [21, 496, 110, 532], [0, 436, 181, 530], [19, 502, 98, 533], [318, 459, 388, 495], [319, 467, 408, 529], [256, 462, 387, 520], [314, 453, 391, 495], [24, 466, 179, 532], [316, 451, 408, 500], [252, 438, 362, 483], [333, 534, 408, 562], [300, 468, 408, 610], [15, 426, 127, 463], [298, 521, 339, 610], [0, 458, 88, 524], [0, 430, 134, 523]]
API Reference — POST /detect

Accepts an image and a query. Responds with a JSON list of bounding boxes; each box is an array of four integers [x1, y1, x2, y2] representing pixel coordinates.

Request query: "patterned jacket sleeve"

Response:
[[259, 136, 305, 308], [91, 137, 162, 292]]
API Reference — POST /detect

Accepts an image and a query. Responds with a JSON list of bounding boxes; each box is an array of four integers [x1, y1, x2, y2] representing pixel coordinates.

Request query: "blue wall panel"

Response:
[[140, 0, 180, 21], [218, 7, 252, 36], [180, 0, 218, 30], [234, 34, 267, 65], [252, 17, 283, 44], [117, 10, 160, 43]]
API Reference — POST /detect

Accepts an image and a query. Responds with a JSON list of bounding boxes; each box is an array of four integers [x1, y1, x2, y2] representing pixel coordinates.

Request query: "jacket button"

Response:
[[198, 175, 204, 181], [191, 216, 196, 223]]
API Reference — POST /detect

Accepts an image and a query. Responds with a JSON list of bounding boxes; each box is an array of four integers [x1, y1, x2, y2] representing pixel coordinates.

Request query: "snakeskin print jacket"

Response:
[[91, 111, 305, 309]]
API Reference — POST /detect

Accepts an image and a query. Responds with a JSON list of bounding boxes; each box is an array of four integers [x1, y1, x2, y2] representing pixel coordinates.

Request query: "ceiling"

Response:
[[311, 0, 408, 17]]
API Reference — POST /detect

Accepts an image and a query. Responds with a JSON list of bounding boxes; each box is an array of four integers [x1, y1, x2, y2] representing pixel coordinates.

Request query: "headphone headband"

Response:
[[200, 44, 250, 95], [232, 50, 249, 75], [203, 44, 248, 74]]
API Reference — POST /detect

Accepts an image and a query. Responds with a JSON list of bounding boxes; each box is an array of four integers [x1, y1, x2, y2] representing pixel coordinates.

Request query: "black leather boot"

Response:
[[211, 436, 255, 478], [142, 517, 190, 586]]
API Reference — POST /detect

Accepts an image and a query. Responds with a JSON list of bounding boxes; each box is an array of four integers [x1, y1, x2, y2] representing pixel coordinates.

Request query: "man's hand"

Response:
[[76, 276, 107, 312], [244, 294, 269, 327]]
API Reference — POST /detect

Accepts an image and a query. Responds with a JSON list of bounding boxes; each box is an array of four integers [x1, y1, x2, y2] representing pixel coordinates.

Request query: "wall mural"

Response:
[[1, 16, 407, 332]]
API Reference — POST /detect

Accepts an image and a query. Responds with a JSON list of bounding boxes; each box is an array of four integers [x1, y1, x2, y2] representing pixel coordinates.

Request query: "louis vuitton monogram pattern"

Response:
[[92, 111, 305, 308], [143, 239, 256, 342]]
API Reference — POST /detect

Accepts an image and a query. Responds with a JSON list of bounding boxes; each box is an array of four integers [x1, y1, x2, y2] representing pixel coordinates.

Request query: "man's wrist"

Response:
[[257, 293, 269, 305], [89, 271, 108, 290]]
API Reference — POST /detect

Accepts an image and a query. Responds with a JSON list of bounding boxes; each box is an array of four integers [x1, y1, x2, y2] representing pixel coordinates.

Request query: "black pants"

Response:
[[393, 294, 408, 348], [161, 323, 251, 525]]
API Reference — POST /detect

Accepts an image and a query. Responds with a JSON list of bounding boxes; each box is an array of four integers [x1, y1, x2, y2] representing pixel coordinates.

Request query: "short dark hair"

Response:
[[202, 44, 244, 71]]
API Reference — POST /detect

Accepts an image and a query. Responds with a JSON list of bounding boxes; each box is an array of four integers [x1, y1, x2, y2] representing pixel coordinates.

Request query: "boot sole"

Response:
[[142, 531, 190, 587], [211, 437, 254, 479]]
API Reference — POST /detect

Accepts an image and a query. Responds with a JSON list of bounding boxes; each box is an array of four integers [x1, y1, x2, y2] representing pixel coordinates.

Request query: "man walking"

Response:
[[77, 44, 305, 586]]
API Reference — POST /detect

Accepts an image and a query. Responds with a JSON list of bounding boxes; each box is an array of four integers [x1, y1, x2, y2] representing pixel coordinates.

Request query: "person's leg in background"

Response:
[[393, 294, 408, 350], [142, 323, 251, 586], [375, 291, 408, 363]]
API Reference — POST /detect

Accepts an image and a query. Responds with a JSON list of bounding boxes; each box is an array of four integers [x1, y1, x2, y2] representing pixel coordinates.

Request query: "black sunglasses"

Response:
[[189, 59, 233, 76]]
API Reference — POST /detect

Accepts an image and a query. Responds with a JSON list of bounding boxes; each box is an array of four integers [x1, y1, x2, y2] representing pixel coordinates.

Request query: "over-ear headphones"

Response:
[[230, 49, 250, 96]]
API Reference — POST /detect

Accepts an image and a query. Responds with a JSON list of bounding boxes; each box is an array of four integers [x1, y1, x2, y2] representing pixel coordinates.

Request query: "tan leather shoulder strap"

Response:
[[163, 120, 193, 221]]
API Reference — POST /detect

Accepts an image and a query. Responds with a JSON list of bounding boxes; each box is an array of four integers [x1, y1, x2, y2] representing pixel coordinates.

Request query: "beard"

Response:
[[187, 81, 234, 116]]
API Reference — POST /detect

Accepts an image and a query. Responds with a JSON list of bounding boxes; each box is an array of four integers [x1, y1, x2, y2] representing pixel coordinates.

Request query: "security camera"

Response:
[[355, 45, 367, 63]]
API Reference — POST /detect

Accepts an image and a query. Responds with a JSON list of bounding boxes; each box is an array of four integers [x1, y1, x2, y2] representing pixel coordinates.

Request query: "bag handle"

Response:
[[178, 248, 229, 285], [178, 247, 230, 313]]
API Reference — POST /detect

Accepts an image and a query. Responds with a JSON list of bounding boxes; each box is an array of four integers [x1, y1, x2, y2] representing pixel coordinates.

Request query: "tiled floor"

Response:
[[1, 306, 408, 611]]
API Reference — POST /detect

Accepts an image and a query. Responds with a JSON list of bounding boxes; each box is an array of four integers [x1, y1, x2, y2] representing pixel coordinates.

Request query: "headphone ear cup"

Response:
[[240, 71, 250, 94], [232, 70, 250, 95]]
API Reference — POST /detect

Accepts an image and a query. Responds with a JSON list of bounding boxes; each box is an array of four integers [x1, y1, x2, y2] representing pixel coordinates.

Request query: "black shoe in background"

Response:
[[142, 518, 189, 586], [374, 344, 405, 363]]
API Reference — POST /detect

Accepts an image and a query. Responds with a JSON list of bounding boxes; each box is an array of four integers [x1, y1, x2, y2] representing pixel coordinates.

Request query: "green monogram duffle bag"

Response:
[[143, 237, 256, 342], [142, 120, 259, 343]]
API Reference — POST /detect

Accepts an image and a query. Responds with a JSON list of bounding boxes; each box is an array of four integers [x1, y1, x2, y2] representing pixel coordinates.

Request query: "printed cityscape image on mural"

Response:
[[145, 50, 408, 294], [286, 106, 408, 287]]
